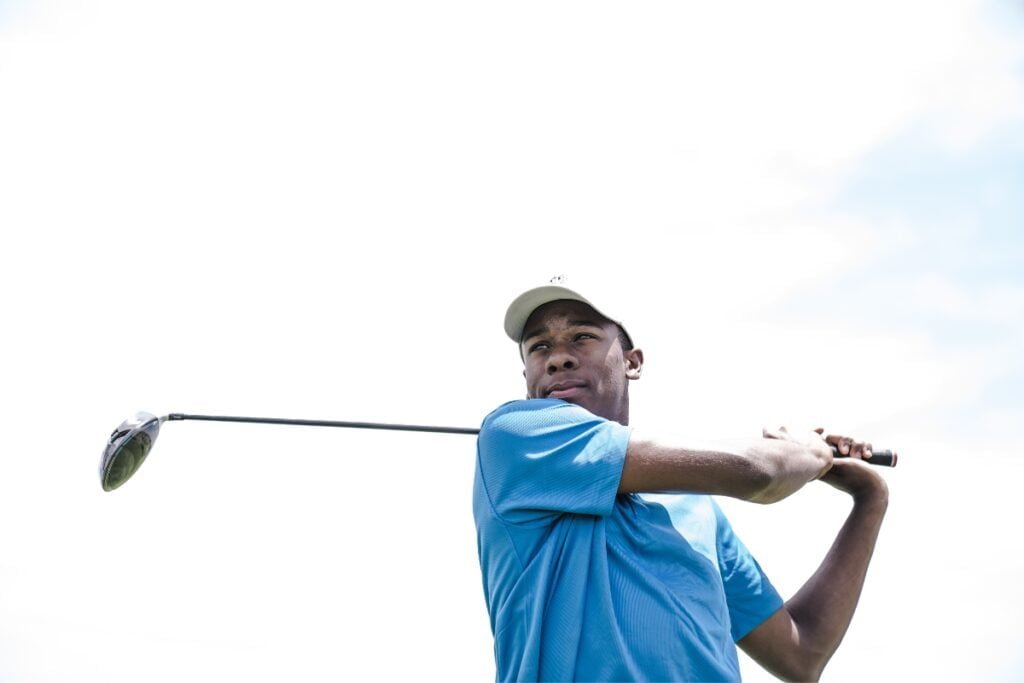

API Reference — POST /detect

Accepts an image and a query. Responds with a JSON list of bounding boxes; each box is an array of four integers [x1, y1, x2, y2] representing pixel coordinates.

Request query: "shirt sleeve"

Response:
[[713, 499, 785, 641], [476, 399, 631, 525]]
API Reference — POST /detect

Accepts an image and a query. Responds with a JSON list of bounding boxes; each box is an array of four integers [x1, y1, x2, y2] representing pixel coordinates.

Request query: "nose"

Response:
[[546, 346, 577, 374]]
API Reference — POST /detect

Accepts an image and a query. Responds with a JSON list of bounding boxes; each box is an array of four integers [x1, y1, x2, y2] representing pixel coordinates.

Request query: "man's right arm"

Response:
[[618, 429, 833, 503]]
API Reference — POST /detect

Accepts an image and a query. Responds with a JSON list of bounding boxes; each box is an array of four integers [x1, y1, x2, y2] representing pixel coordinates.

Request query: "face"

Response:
[[520, 300, 643, 425]]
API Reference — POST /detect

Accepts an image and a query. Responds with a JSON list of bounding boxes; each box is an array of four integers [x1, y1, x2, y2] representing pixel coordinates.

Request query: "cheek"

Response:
[[523, 364, 543, 396], [600, 365, 621, 389], [599, 355, 627, 388]]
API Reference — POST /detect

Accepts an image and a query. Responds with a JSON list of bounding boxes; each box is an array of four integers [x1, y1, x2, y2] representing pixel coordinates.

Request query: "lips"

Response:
[[545, 380, 587, 399]]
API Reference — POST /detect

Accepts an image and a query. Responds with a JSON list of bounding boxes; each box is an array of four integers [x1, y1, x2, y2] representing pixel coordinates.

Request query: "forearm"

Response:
[[619, 432, 831, 502], [785, 489, 889, 677]]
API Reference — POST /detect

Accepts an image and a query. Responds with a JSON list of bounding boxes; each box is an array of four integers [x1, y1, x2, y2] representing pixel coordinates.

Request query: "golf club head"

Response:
[[100, 412, 163, 491]]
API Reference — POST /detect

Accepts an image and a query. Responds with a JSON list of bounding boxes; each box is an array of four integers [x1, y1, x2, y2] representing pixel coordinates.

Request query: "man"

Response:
[[473, 282, 889, 682]]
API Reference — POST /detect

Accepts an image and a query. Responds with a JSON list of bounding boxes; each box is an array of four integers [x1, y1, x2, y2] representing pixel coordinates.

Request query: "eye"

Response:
[[574, 332, 596, 342], [527, 341, 550, 354]]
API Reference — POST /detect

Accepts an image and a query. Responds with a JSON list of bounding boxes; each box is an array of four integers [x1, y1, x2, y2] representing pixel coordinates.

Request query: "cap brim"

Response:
[[504, 284, 631, 347]]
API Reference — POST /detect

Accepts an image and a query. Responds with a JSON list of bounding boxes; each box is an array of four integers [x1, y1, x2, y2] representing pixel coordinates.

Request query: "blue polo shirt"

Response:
[[473, 399, 783, 682]]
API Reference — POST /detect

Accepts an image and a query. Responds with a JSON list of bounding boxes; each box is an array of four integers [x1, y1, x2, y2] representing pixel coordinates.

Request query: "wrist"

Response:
[[852, 480, 889, 511]]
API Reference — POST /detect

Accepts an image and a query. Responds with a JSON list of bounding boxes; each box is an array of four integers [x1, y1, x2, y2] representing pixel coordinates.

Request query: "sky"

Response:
[[1, 1, 1023, 681]]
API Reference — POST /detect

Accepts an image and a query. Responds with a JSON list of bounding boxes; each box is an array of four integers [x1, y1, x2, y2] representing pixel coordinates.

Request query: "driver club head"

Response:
[[100, 412, 163, 491]]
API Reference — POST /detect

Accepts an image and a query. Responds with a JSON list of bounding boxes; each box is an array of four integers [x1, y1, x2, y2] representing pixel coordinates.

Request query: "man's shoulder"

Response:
[[482, 398, 563, 423], [480, 399, 600, 438]]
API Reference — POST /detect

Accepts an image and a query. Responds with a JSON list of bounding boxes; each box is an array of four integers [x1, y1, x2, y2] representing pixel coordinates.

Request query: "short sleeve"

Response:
[[713, 500, 785, 641], [476, 399, 630, 525]]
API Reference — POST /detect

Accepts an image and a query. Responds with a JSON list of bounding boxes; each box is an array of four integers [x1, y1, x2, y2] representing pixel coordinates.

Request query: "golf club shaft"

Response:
[[167, 413, 480, 435], [167, 414, 896, 466]]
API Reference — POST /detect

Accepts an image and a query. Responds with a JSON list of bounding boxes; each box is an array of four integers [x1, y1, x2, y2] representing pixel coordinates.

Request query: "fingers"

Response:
[[763, 426, 831, 447], [764, 426, 875, 460], [762, 426, 790, 440], [824, 433, 873, 460], [765, 425, 876, 462]]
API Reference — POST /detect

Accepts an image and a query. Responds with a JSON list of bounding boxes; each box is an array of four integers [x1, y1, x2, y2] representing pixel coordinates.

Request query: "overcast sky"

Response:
[[2, 1, 1023, 681]]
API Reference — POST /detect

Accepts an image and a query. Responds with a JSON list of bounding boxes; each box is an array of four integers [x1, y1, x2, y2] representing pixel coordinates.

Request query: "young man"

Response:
[[473, 282, 889, 682]]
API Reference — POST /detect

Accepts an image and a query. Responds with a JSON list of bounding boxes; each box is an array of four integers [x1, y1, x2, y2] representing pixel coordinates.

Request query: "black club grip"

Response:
[[832, 447, 897, 467]]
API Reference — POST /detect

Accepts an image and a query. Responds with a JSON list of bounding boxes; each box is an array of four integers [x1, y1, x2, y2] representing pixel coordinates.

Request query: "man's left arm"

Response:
[[738, 455, 889, 682]]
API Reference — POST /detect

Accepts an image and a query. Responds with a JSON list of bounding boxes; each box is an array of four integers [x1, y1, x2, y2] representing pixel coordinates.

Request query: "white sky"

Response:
[[2, 1, 1023, 681]]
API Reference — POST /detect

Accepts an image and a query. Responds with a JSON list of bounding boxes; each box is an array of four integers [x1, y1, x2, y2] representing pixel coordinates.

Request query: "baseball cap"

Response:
[[503, 276, 634, 348]]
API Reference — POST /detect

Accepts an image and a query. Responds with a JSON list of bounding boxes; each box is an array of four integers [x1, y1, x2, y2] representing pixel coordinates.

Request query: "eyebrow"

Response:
[[522, 319, 605, 343]]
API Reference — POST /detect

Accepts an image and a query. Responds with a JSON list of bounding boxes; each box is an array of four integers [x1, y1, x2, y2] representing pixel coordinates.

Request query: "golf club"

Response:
[[99, 411, 897, 491]]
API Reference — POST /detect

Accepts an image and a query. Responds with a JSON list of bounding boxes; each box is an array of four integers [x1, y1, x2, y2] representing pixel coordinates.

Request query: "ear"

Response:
[[624, 347, 644, 380]]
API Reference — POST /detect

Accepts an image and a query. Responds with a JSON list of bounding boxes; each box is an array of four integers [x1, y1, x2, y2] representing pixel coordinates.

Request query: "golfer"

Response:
[[473, 282, 888, 682]]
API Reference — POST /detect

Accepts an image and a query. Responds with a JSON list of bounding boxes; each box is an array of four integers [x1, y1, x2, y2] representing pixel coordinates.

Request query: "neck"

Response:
[[609, 395, 630, 426]]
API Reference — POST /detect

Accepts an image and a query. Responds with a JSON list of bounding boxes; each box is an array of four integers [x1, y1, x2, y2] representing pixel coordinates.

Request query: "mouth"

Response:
[[545, 381, 587, 400]]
